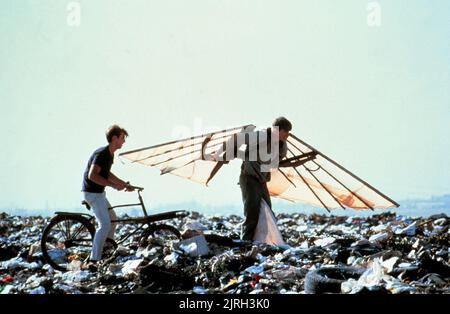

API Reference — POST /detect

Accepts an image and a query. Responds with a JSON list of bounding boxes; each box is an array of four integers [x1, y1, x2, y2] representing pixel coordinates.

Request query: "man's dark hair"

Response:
[[106, 125, 128, 143], [272, 117, 292, 131]]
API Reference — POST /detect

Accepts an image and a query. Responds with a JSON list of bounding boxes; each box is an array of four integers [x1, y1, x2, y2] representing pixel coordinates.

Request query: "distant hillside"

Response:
[[397, 194, 450, 217], [273, 194, 450, 218]]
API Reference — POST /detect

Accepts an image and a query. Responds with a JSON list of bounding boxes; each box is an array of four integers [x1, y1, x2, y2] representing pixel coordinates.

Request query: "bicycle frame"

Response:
[[109, 189, 149, 220], [103, 187, 151, 245], [102, 187, 187, 246]]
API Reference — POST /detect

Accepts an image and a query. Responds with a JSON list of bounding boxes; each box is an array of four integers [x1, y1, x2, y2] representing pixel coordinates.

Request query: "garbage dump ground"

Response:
[[0, 211, 448, 294]]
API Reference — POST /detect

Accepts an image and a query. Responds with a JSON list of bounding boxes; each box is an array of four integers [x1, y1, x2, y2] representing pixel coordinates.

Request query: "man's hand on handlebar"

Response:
[[125, 182, 135, 192], [113, 181, 135, 191], [114, 181, 127, 191], [112, 180, 143, 192]]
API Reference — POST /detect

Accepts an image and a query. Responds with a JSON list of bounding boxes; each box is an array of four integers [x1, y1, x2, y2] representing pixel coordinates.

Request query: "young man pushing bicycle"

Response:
[[81, 125, 134, 269]]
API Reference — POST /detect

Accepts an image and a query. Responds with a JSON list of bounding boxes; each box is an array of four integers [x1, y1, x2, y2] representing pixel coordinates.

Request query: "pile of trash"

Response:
[[0, 211, 449, 294]]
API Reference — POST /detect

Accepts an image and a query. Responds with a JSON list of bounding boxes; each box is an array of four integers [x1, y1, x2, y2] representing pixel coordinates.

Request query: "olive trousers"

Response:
[[239, 174, 273, 241]]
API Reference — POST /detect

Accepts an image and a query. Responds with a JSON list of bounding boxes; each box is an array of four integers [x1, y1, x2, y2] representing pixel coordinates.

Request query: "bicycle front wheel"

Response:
[[141, 224, 181, 247], [41, 214, 95, 271]]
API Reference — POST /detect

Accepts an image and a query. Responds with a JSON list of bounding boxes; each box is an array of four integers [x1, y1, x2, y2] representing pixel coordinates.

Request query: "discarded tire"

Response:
[[305, 266, 365, 294]]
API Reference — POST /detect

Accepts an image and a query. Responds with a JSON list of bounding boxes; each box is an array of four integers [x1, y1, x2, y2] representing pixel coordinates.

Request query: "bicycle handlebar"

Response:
[[129, 185, 144, 191], [125, 184, 144, 192]]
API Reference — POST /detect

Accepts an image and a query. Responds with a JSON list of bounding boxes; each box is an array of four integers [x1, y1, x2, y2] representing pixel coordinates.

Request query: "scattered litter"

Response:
[[0, 211, 448, 294]]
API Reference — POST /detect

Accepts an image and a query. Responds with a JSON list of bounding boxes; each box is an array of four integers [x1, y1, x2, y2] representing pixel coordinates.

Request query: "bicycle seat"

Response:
[[81, 200, 91, 210]]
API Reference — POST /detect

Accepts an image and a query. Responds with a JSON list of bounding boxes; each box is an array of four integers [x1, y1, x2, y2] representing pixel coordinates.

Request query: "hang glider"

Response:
[[119, 125, 399, 211], [267, 133, 399, 211]]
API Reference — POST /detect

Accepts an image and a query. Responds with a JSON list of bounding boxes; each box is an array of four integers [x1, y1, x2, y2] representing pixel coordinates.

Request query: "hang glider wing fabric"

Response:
[[119, 126, 399, 211], [119, 125, 253, 184], [266, 133, 399, 211]]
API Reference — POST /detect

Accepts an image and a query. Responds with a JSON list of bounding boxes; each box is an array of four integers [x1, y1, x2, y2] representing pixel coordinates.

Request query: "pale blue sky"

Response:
[[1, 1, 449, 214]]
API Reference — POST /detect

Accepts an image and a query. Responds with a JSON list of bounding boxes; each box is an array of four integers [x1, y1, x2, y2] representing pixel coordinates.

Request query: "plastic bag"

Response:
[[253, 200, 285, 246]]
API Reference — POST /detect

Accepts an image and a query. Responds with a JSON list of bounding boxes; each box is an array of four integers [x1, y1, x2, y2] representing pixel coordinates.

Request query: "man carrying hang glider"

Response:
[[119, 118, 399, 245], [209, 117, 317, 244]]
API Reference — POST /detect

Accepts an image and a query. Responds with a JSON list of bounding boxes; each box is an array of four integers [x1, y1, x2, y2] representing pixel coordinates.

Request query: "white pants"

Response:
[[83, 192, 117, 261]]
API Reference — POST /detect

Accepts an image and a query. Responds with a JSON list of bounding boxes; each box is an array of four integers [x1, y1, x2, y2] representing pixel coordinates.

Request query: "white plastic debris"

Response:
[[1, 285, 15, 294], [433, 218, 447, 226], [183, 221, 209, 232], [347, 256, 356, 265], [432, 225, 445, 234], [28, 242, 42, 257], [136, 247, 158, 258], [180, 242, 198, 255], [178, 235, 209, 257], [300, 241, 309, 249], [0, 257, 22, 269], [244, 265, 264, 274], [381, 257, 399, 273], [398, 262, 413, 268], [407, 250, 416, 259], [358, 258, 391, 286], [164, 252, 179, 266], [256, 253, 267, 263], [107, 263, 124, 276], [314, 237, 336, 247], [67, 260, 82, 271], [121, 258, 144, 276], [412, 239, 421, 249], [274, 253, 284, 262], [342, 258, 396, 293], [296, 225, 308, 233], [369, 232, 390, 243], [60, 270, 92, 283], [395, 222, 417, 236], [341, 279, 359, 293], [351, 239, 371, 247], [116, 254, 140, 264], [27, 262, 41, 270], [0, 257, 41, 270], [25, 275, 43, 289], [193, 286, 208, 294], [29, 286, 46, 294], [220, 221, 235, 230], [370, 224, 388, 232]]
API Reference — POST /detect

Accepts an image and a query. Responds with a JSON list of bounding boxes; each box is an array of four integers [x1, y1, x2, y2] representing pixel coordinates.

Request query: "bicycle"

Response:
[[40, 186, 189, 271]]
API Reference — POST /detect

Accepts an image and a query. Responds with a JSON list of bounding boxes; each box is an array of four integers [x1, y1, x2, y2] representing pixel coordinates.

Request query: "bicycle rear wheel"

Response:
[[41, 215, 95, 271]]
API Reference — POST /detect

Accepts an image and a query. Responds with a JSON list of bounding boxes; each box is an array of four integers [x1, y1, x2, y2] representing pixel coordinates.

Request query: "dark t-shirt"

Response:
[[82, 145, 114, 193]]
